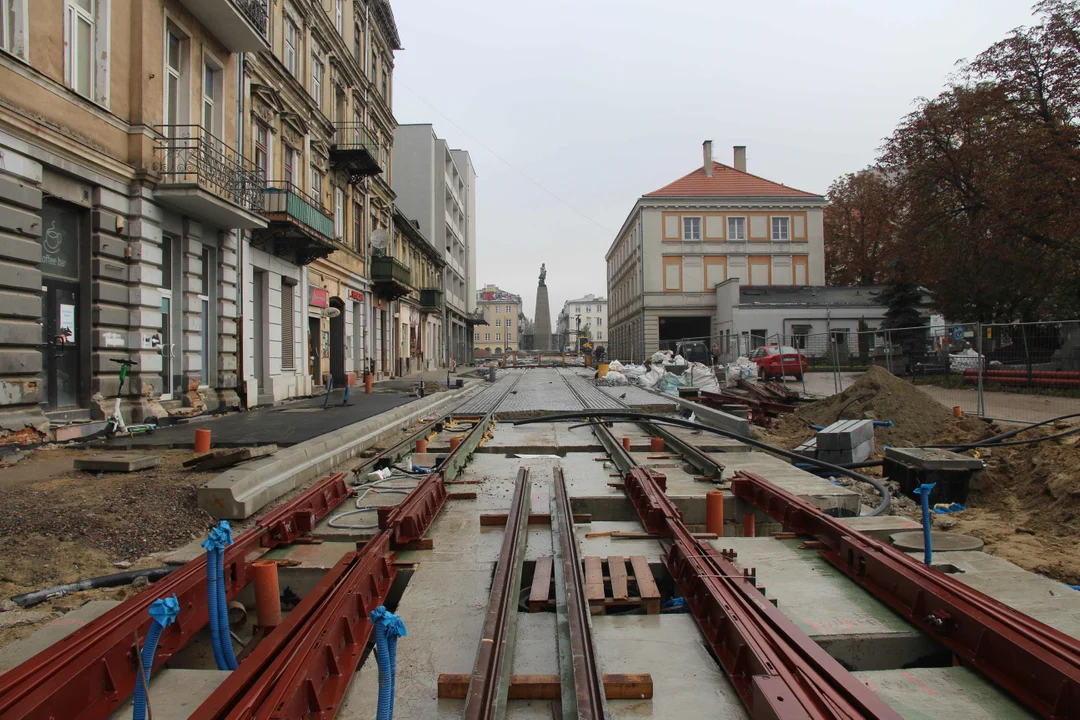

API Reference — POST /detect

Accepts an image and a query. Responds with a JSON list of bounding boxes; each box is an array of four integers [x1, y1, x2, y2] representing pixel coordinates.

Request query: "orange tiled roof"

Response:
[[644, 162, 822, 199]]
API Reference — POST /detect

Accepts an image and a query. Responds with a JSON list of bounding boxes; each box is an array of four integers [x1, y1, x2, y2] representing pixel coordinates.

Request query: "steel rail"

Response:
[[731, 470, 1080, 719], [552, 467, 609, 720], [464, 468, 532, 720], [588, 419, 901, 719]]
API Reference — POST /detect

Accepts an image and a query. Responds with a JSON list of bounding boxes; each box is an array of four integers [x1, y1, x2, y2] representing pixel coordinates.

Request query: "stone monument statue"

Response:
[[534, 264, 552, 351]]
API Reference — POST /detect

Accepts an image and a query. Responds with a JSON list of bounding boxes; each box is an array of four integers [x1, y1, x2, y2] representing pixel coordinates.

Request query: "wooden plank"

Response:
[[584, 556, 605, 602], [480, 513, 592, 526], [630, 556, 660, 606], [608, 556, 629, 601], [529, 556, 553, 612], [437, 673, 653, 700]]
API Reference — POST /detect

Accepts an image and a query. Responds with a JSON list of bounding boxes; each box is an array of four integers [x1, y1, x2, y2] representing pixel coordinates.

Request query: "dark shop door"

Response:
[[41, 278, 82, 411]]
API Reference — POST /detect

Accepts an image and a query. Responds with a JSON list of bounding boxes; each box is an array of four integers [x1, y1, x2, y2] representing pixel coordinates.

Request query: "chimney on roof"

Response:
[[733, 145, 746, 172], [703, 140, 713, 177]]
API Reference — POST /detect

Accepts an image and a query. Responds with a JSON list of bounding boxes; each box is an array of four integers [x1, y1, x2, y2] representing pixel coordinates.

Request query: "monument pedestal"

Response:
[[534, 284, 552, 351]]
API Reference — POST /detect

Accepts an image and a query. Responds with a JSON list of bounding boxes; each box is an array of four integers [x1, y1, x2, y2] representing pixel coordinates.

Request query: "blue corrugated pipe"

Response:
[[215, 521, 238, 670], [201, 526, 229, 670], [132, 595, 179, 720], [371, 606, 407, 720], [913, 483, 936, 566]]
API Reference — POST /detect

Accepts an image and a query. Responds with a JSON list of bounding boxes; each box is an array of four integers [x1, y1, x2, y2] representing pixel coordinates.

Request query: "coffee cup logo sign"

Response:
[[42, 221, 67, 271]]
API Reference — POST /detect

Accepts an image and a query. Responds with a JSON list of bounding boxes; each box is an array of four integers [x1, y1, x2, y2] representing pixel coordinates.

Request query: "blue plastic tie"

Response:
[[873, 421, 895, 428], [371, 606, 406, 720], [133, 595, 180, 720], [148, 595, 180, 629]]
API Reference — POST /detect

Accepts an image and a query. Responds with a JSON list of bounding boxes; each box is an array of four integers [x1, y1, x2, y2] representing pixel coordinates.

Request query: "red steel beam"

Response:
[[620, 466, 901, 719], [0, 472, 353, 720], [730, 470, 1080, 719], [377, 471, 448, 547]]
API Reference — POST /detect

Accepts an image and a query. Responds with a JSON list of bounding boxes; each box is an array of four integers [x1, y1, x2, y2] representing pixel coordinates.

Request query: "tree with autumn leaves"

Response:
[[825, 0, 1080, 321]]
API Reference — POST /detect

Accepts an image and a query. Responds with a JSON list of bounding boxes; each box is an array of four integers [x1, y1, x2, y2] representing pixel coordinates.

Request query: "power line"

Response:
[[396, 81, 616, 234]]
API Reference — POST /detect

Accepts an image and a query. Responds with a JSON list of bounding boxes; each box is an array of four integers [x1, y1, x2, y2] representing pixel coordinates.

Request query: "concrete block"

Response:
[[0, 348, 42, 374], [0, 233, 42, 264], [0, 176, 42, 210], [817, 419, 874, 450], [0, 203, 41, 238], [0, 259, 41, 292], [0, 146, 43, 184], [885, 446, 984, 471], [0, 289, 41, 318], [0, 319, 40, 345], [74, 453, 161, 472], [839, 515, 921, 542]]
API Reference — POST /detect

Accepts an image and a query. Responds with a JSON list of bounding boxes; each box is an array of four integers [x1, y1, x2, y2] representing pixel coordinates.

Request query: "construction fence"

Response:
[[689, 320, 1080, 423]]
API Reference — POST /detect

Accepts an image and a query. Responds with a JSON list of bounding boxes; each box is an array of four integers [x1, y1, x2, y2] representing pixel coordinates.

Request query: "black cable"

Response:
[[956, 411, 1080, 449], [11, 567, 179, 607], [513, 411, 893, 516], [925, 423, 1080, 450], [836, 394, 872, 422]]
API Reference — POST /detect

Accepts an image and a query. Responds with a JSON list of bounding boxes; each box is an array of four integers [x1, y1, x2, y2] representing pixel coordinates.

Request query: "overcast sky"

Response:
[[390, 0, 1039, 322]]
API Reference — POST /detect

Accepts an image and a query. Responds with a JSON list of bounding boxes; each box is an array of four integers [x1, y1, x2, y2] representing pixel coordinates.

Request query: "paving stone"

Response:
[[73, 454, 161, 472]]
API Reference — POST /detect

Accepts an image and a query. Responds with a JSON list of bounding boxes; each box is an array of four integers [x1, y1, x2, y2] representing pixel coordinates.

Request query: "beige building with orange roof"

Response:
[[604, 141, 826, 362]]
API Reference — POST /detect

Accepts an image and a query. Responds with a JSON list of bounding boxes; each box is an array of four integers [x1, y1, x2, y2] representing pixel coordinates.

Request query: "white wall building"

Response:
[[392, 125, 476, 363], [556, 295, 608, 351], [605, 141, 827, 363]]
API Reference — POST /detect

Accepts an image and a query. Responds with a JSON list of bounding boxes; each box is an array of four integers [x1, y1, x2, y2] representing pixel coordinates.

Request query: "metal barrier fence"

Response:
[[665, 320, 1080, 424]]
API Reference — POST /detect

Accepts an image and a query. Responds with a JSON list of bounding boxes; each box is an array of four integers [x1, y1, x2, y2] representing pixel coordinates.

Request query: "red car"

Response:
[[748, 345, 808, 380]]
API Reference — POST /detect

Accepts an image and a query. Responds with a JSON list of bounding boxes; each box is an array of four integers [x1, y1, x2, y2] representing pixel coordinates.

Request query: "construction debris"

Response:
[[182, 444, 278, 472], [73, 454, 161, 473]]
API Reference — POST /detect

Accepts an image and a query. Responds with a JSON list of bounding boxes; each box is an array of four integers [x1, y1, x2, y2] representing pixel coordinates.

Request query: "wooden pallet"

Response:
[[529, 555, 661, 615]]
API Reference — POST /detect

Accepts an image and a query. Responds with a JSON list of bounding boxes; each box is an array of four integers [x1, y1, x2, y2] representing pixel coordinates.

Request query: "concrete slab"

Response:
[[855, 667, 1036, 719], [73, 453, 161, 472], [337, 561, 494, 719], [0, 610, 55, 629], [908, 550, 1080, 639], [477, 423, 559, 453], [0, 601, 120, 672], [593, 614, 748, 719], [260, 541, 357, 598], [110, 668, 231, 720], [892, 530, 984, 552], [886, 446, 985, 470], [718, 452, 862, 518], [839, 515, 922, 542], [710, 537, 939, 670]]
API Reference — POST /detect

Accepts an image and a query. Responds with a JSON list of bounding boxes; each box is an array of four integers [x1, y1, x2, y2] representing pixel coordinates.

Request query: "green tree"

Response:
[[879, 260, 927, 359], [823, 169, 898, 286]]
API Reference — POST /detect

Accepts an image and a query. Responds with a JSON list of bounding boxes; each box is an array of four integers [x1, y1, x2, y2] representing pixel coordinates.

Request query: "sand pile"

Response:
[[767, 366, 959, 450]]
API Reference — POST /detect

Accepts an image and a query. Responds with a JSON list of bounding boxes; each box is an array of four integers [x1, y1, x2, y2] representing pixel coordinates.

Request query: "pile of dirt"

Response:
[[0, 449, 216, 599], [766, 366, 959, 450], [935, 422, 1080, 583]]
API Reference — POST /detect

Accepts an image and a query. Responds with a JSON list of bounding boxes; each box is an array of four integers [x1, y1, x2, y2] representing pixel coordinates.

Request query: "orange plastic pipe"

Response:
[[252, 560, 281, 628], [365, 374, 374, 394], [450, 436, 462, 451], [416, 438, 428, 453], [649, 437, 664, 453], [706, 492, 724, 535], [622, 437, 631, 451], [743, 513, 756, 538], [194, 428, 211, 454]]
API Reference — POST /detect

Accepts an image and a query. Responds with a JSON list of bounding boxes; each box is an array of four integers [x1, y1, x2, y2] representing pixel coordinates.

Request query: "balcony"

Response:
[[153, 126, 267, 230], [176, 0, 269, 52], [420, 288, 443, 312], [465, 310, 488, 326], [371, 255, 412, 300], [253, 182, 337, 265], [330, 123, 382, 184]]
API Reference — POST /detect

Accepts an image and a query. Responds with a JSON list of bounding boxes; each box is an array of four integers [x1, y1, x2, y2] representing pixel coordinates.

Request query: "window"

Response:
[[334, 187, 344, 239], [495, 319, 501, 327], [370, 49, 377, 79], [575, 306, 581, 313], [1, 0, 27, 59], [284, 18, 298, 76], [474, 333, 479, 341], [597, 332, 602, 340], [506, 333, 513, 342], [284, 146, 299, 187], [381, 67, 388, 99], [335, 0, 343, 33], [281, 282, 295, 369], [164, 28, 186, 127], [254, 123, 269, 182], [728, 217, 746, 241], [353, 23, 361, 63], [505, 318, 512, 329], [311, 168, 322, 203], [484, 333, 490, 342], [597, 317, 602, 326], [495, 306, 500, 314], [495, 333, 502, 341], [792, 325, 811, 350], [683, 216, 702, 241], [353, 203, 362, 252], [311, 51, 322, 107], [505, 305, 512, 313], [66, 0, 95, 98], [202, 61, 222, 139], [586, 305, 592, 313], [772, 217, 790, 241]]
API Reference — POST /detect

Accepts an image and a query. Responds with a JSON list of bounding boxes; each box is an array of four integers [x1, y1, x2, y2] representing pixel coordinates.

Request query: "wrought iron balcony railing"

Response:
[[232, 0, 268, 35], [153, 125, 263, 213], [332, 122, 379, 155], [420, 288, 444, 309], [371, 255, 412, 287], [262, 181, 334, 240]]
